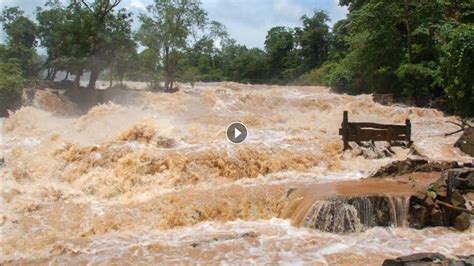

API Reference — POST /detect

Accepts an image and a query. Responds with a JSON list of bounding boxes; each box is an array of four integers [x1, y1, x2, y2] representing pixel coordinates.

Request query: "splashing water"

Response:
[[1, 82, 472, 264], [303, 196, 411, 233]]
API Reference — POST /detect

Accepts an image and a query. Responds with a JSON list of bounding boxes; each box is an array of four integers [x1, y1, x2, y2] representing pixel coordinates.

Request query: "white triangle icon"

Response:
[[234, 128, 241, 139]]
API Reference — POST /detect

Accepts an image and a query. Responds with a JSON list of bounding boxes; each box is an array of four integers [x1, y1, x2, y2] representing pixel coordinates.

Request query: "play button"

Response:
[[227, 122, 248, 144]]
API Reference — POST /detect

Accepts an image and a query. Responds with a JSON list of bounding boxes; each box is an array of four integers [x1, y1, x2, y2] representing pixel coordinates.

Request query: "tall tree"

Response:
[[37, 0, 133, 88], [264, 26, 295, 78], [295, 11, 331, 71], [36, 0, 68, 81], [72, 0, 132, 89], [137, 0, 207, 91], [0, 7, 40, 78]]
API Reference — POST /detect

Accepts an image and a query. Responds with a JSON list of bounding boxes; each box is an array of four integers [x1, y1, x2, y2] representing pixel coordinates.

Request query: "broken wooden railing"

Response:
[[339, 111, 412, 150]]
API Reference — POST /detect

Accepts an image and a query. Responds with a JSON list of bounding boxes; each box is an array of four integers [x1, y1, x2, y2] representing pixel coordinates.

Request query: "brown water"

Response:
[[1, 82, 472, 264]]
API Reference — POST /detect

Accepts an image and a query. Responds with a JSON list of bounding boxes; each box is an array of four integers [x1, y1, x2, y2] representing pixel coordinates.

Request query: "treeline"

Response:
[[301, 0, 474, 116], [0, 0, 473, 116]]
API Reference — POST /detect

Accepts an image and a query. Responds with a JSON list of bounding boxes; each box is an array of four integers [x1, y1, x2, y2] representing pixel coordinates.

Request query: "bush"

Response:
[[0, 60, 23, 115], [330, 66, 354, 93], [396, 63, 435, 100], [296, 61, 337, 86], [0, 60, 23, 100], [439, 24, 474, 116]]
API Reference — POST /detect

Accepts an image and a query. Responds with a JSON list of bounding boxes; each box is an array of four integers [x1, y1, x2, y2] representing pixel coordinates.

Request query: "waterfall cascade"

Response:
[[303, 196, 410, 233]]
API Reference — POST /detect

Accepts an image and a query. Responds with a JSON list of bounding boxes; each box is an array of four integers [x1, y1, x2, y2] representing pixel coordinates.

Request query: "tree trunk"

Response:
[[109, 65, 113, 88], [164, 46, 171, 91], [88, 68, 100, 89], [63, 71, 70, 81], [74, 70, 82, 88], [46, 67, 52, 80], [49, 67, 57, 81]]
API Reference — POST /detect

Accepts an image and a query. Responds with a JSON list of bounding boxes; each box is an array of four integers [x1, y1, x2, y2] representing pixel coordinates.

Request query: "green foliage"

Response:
[[439, 23, 474, 116], [265, 27, 295, 77], [0, 59, 24, 105], [36, 0, 134, 88], [1, 0, 473, 117], [296, 11, 331, 71], [292, 0, 474, 116], [296, 61, 337, 86], [137, 0, 208, 90], [396, 63, 435, 99], [1, 6, 41, 78], [330, 61, 357, 93], [221, 42, 270, 83]]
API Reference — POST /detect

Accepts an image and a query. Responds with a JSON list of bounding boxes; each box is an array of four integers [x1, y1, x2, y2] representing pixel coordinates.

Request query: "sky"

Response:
[[0, 0, 348, 48]]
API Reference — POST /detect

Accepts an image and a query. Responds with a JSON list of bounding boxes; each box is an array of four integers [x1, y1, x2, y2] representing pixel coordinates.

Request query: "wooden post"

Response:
[[405, 119, 411, 147], [342, 111, 349, 150]]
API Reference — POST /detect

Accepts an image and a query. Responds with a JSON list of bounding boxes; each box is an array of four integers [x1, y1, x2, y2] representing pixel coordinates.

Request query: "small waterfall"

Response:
[[303, 196, 410, 233], [303, 199, 361, 233], [388, 196, 410, 227]]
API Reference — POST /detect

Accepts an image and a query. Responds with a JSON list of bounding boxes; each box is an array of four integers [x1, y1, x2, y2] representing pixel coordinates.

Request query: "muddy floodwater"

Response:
[[1, 82, 472, 264]]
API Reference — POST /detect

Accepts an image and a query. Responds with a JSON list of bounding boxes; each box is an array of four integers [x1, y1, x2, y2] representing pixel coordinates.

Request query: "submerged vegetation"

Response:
[[0, 0, 473, 115]]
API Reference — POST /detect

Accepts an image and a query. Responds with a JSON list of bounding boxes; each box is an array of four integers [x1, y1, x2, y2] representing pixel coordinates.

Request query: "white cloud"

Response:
[[128, 0, 147, 10], [272, 0, 305, 21]]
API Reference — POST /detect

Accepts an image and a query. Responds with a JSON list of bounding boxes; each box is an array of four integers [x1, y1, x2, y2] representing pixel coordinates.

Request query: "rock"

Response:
[[382, 253, 446, 266], [451, 191, 466, 207], [430, 208, 447, 227], [456, 127, 474, 157], [407, 168, 473, 231], [408, 203, 429, 229], [241, 231, 258, 238], [446, 168, 474, 190], [459, 255, 474, 265], [372, 159, 459, 178], [453, 213, 470, 231], [383, 253, 471, 266], [352, 142, 395, 159]]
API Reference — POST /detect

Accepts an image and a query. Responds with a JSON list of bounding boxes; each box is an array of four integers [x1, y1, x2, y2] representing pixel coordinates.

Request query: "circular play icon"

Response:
[[226, 122, 248, 144]]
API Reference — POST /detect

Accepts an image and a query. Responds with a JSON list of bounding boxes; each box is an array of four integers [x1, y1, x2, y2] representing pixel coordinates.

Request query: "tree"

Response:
[[295, 11, 331, 71], [0, 7, 41, 78], [72, 0, 133, 89], [37, 0, 133, 89], [178, 21, 228, 82], [137, 0, 208, 91], [36, 0, 69, 81], [439, 23, 474, 116], [0, 45, 24, 116], [218, 40, 270, 83], [264, 26, 295, 78]]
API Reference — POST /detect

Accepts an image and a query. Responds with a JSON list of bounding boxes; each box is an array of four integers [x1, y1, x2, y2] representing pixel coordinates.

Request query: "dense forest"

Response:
[[0, 0, 473, 116]]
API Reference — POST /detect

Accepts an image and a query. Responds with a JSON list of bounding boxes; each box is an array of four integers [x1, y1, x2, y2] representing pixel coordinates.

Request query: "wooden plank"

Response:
[[346, 129, 407, 141], [348, 122, 407, 130], [349, 124, 406, 134], [347, 134, 407, 142], [339, 126, 406, 136]]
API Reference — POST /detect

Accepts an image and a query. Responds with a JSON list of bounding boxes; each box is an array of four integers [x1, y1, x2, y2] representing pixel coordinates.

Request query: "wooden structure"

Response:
[[339, 111, 412, 150]]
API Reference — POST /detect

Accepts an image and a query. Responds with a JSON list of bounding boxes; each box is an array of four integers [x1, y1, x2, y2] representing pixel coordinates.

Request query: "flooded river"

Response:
[[1, 82, 472, 264]]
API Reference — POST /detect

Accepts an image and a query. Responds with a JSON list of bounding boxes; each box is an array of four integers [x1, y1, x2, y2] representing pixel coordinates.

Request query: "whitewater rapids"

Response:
[[1, 82, 472, 264]]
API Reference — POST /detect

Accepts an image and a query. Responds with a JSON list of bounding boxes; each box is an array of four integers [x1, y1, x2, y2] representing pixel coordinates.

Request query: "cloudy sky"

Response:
[[1, 0, 348, 48]]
